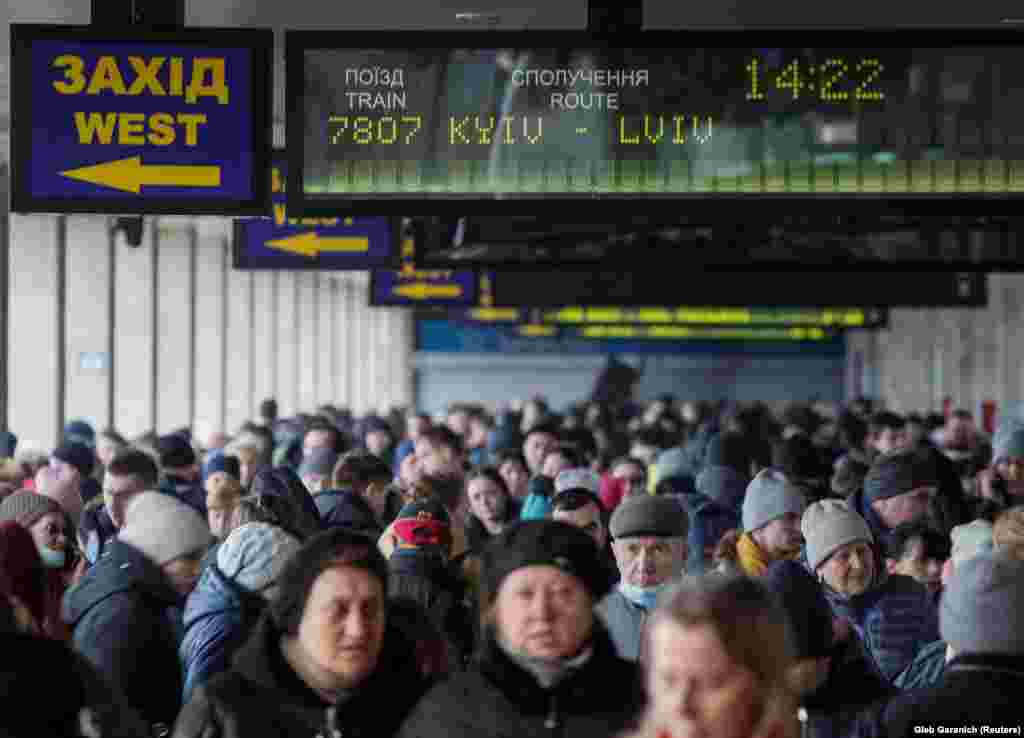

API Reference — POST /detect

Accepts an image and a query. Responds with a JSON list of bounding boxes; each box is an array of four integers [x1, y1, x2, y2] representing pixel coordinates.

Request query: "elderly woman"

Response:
[[173, 528, 433, 738], [397, 520, 642, 738], [623, 574, 799, 738]]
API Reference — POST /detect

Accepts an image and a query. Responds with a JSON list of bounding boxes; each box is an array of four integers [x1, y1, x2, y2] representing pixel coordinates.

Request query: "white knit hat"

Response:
[[801, 499, 874, 571], [118, 492, 212, 565], [216, 522, 303, 600]]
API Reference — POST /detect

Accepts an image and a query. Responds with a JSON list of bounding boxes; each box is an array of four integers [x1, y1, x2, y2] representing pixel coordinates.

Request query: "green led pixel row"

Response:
[[306, 158, 1024, 194]]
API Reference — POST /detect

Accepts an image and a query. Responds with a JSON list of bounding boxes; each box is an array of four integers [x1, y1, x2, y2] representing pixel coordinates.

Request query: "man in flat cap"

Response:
[[595, 495, 688, 661]]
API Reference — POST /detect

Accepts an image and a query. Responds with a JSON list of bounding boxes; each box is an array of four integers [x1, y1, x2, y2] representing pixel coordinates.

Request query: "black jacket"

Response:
[[62, 539, 186, 730], [853, 652, 1024, 738], [0, 632, 151, 738], [397, 620, 643, 738], [388, 549, 476, 670], [173, 611, 432, 738]]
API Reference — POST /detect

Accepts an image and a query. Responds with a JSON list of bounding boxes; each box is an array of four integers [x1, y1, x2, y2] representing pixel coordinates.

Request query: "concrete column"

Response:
[[155, 219, 194, 433], [396, 310, 415, 410], [225, 265, 254, 432], [351, 281, 368, 416], [8, 215, 61, 449], [297, 273, 317, 413], [193, 225, 228, 437], [317, 275, 334, 406], [377, 308, 394, 414], [251, 271, 277, 413], [113, 219, 157, 439], [64, 217, 113, 433], [276, 272, 298, 417]]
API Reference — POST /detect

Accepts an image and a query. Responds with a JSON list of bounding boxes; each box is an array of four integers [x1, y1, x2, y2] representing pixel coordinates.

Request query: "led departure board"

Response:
[[288, 29, 1024, 214]]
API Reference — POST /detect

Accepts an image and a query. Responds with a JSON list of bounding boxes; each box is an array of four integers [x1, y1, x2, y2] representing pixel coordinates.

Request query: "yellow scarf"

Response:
[[736, 532, 770, 577]]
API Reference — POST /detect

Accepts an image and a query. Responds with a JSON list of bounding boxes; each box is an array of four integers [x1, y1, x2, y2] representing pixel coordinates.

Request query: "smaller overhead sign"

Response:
[[233, 159, 399, 270], [10, 24, 272, 215], [369, 237, 482, 307]]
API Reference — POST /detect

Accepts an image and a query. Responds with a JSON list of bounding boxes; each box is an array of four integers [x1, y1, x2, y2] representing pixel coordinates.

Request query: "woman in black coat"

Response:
[[397, 521, 643, 738]]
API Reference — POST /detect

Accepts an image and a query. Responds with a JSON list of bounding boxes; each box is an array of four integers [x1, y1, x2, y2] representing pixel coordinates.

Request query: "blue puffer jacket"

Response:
[[823, 566, 940, 682], [179, 561, 267, 705], [893, 639, 947, 690]]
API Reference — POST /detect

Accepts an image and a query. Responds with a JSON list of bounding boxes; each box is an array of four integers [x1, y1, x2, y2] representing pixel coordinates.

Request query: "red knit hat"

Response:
[[0, 520, 46, 627]]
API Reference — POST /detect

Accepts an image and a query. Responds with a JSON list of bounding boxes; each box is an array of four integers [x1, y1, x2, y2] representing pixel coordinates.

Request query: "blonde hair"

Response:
[[206, 473, 244, 510], [993, 505, 1024, 561], [639, 574, 799, 738]]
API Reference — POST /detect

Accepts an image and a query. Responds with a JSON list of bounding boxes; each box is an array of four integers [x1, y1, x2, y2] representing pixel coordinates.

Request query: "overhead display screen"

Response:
[[289, 29, 1024, 214]]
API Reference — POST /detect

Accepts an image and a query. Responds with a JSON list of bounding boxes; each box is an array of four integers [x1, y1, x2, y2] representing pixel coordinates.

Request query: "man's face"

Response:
[[612, 461, 646, 498], [945, 418, 974, 450], [104, 472, 147, 529], [416, 439, 463, 480], [552, 501, 607, 549], [524, 432, 557, 475], [304, 429, 336, 456], [541, 452, 572, 480], [872, 428, 907, 455], [612, 536, 687, 588], [446, 411, 469, 438], [365, 430, 392, 457], [871, 487, 933, 530], [466, 418, 489, 449], [498, 459, 530, 499], [751, 513, 803, 560], [887, 537, 944, 595], [406, 417, 429, 441]]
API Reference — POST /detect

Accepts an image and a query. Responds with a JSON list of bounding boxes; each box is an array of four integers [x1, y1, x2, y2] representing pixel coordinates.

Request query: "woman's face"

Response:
[[467, 477, 507, 525], [28, 512, 67, 558], [818, 541, 875, 597], [494, 565, 593, 661], [541, 452, 572, 480], [646, 620, 758, 738], [996, 457, 1024, 495]]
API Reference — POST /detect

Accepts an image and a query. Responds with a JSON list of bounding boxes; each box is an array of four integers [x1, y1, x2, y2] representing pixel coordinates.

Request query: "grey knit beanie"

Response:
[[217, 522, 303, 600], [0, 490, 65, 529], [940, 550, 1024, 654], [609, 494, 688, 540], [118, 492, 212, 565], [742, 469, 807, 532], [802, 499, 874, 571], [994, 427, 1024, 464]]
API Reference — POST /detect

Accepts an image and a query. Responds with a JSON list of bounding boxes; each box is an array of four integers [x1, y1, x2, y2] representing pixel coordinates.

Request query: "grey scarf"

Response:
[[498, 635, 594, 689]]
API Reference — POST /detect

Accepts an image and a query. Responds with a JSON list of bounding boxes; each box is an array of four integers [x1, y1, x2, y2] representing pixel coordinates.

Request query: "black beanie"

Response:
[[481, 520, 613, 605], [863, 448, 938, 504], [764, 560, 835, 659]]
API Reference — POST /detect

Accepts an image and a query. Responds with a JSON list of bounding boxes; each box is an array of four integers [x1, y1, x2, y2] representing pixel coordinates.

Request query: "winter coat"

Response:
[[388, 548, 475, 671], [892, 639, 947, 690], [315, 488, 384, 538], [63, 539, 186, 731], [822, 568, 939, 682], [831, 449, 872, 498], [488, 410, 522, 457], [396, 619, 643, 738], [179, 561, 268, 705], [159, 475, 207, 518], [77, 503, 118, 565], [172, 612, 432, 738], [595, 586, 651, 662], [465, 498, 522, 553], [0, 631, 152, 738], [685, 467, 745, 576], [852, 653, 1024, 738], [800, 633, 896, 738]]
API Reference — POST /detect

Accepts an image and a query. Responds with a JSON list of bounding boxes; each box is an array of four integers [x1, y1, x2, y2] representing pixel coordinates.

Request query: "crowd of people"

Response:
[[0, 393, 1022, 738]]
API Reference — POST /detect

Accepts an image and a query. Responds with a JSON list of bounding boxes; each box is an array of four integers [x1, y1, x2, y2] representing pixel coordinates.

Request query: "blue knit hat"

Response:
[[863, 448, 938, 504], [696, 465, 747, 511], [0, 431, 17, 458], [63, 419, 95, 449], [940, 550, 1024, 654], [993, 426, 1024, 464], [202, 449, 241, 484], [52, 442, 95, 478], [742, 469, 807, 532]]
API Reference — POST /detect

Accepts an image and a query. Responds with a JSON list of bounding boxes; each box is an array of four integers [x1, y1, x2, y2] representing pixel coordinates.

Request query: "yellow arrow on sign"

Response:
[[266, 232, 370, 258], [60, 156, 221, 194], [393, 283, 464, 301]]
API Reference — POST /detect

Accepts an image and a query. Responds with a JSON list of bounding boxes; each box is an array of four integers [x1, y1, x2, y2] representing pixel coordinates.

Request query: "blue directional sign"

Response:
[[10, 25, 272, 215], [233, 158, 400, 270], [370, 268, 480, 307]]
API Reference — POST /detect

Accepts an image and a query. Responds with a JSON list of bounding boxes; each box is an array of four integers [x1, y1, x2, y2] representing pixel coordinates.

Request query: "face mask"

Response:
[[619, 581, 669, 610], [38, 544, 66, 569]]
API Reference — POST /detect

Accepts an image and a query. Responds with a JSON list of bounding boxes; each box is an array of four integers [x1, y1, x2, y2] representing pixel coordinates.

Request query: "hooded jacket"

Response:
[[172, 611, 432, 738], [820, 561, 939, 682], [179, 561, 268, 704], [63, 539, 185, 730], [892, 638, 948, 690], [77, 503, 118, 565], [396, 619, 642, 738], [686, 465, 745, 574]]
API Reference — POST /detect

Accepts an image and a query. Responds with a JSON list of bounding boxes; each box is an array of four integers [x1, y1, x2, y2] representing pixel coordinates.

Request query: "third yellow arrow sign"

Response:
[[265, 232, 371, 258]]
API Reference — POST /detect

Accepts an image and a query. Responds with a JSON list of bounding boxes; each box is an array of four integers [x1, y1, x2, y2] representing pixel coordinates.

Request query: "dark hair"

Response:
[[259, 398, 278, 422], [837, 412, 869, 449], [771, 435, 824, 481], [494, 449, 528, 471], [523, 420, 562, 443], [610, 456, 646, 478], [106, 449, 159, 488], [333, 450, 393, 489], [950, 409, 973, 422], [551, 489, 605, 515], [466, 466, 509, 498], [870, 411, 906, 434], [419, 425, 465, 457], [303, 420, 344, 454], [885, 522, 952, 562], [269, 528, 389, 635]]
